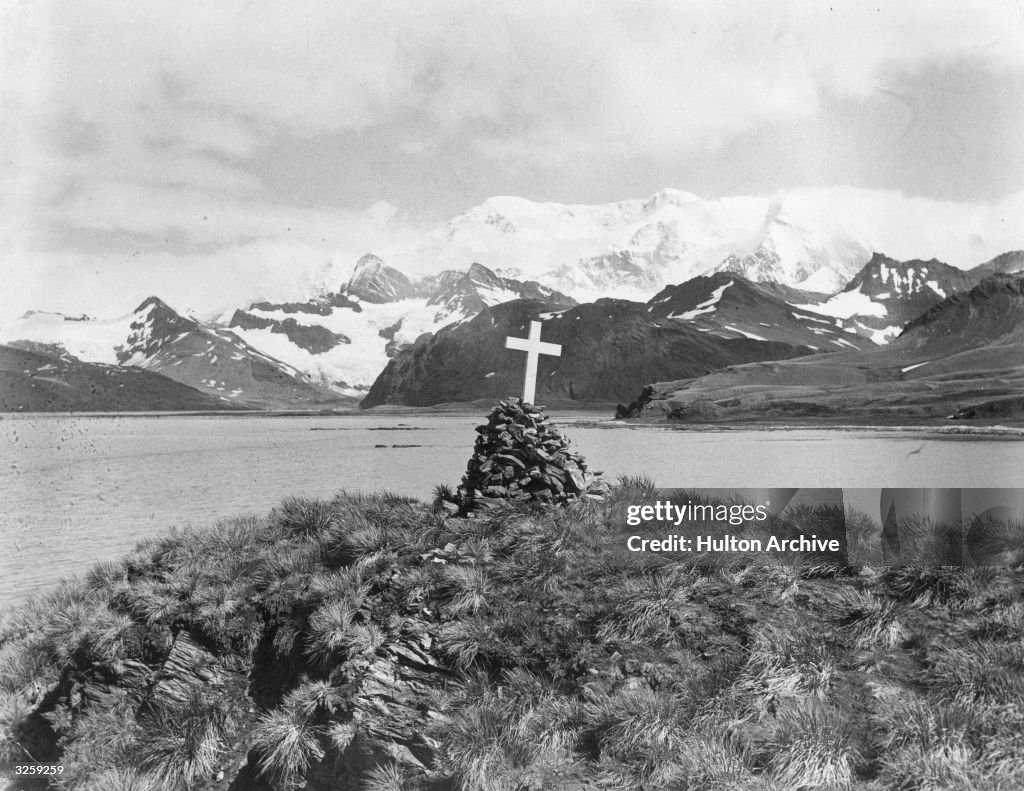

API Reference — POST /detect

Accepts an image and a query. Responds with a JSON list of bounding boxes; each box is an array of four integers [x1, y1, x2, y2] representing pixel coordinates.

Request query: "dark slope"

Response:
[[345, 253, 418, 303], [893, 273, 1024, 354], [647, 272, 875, 351], [424, 262, 576, 317], [971, 250, 1024, 279], [637, 274, 1024, 423], [361, 298, 811, 407], [0, 344, 237, 412], [836, 253, 975, 334], [122, 298, 347, 409]]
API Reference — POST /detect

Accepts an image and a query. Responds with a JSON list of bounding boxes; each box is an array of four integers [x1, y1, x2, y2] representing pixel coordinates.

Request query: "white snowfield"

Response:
[[0, 310, 138, 365], [237, 296, 479, 394], [379, 186, 1016, 300], [795, 287, 889, 320]]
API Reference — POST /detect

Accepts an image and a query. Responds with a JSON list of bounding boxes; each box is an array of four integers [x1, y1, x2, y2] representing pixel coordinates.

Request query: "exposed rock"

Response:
[[647, 272, 874, 351], [894, 273, 1024, 351], [346, 254, 418, 303], [615, 384, 655, 419], [151, 631, 223, 706], [425, 262, 576, 321], [308, 633, 449, 790], [453, 398, 603, 512], [229, 311, 350, 354]]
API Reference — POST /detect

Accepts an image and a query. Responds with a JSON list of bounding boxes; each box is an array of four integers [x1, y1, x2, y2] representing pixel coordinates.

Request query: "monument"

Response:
[[504, 320, 561, 405], [446, 319, 603, 511]]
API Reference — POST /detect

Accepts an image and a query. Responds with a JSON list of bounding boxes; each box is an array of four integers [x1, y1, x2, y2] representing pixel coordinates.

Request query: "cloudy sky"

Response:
[[3, 0, 1024, 322]]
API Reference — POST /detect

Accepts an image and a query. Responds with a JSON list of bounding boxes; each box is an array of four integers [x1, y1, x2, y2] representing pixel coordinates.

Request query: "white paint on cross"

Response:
[[505, 320, 561, 405]]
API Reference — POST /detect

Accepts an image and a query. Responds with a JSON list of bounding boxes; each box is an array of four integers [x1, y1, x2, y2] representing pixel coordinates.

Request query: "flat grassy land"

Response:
[[1, 480, 1023, 790]]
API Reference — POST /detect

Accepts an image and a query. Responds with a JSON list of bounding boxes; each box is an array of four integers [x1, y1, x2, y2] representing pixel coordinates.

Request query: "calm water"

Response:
[[2, 412, 1023, 607]]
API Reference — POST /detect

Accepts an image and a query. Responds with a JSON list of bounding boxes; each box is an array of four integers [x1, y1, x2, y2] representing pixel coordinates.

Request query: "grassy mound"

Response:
[[2, 482, 1023, 790]]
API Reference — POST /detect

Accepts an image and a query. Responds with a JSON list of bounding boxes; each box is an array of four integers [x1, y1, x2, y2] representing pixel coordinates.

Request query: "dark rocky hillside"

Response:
[[121, 298, 348, 409], [345, 253, 419, 303], [648, 273, 874, 351], [893, 273, 1024, 353], [631, 274, 1024, 424], [361, 298, 811, 407], [423, 262, 576, 318], [0, 344, 237, 412], [836, 253, 975, 334]]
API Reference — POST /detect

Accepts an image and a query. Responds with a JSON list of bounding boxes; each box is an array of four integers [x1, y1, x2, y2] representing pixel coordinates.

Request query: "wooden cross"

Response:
[[505, 320, 561, 405]]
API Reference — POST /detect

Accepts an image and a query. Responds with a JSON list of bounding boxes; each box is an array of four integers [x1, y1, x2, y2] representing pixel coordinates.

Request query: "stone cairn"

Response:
[[454, 397, 603, 512]]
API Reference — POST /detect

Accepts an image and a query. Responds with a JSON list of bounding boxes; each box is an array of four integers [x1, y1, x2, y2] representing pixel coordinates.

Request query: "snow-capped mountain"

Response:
[[0, 298, 342, 409], [646, 273, 875, 352], [791, 252, 1017, 344], [225, 261, 576, 395], [396, 188, 1023, 301], [894, 273, 1024, 354], [346, 254, 419, 303]]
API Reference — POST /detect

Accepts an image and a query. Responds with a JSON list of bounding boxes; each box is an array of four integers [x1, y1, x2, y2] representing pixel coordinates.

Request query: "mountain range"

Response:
[[1, 188, 1021, 417], [399, 188, 1023, 301]]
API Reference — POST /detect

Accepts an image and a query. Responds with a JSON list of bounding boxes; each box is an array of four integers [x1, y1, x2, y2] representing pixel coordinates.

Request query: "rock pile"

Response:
[[455, 397, 602, 511]]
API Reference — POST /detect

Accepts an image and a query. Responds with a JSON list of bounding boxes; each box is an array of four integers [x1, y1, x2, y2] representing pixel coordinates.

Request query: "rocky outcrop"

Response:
[[310, 632, 449, 790], [615, 384, 655, 419], [345, 254, 418, 303], [425, 262, 576, 321], [229, 311, 350, 355]]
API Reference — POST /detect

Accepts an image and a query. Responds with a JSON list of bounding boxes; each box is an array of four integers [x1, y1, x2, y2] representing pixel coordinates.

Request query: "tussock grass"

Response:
[[734, 624, 837, 717], [250, 705, 325, 784], [136, 687, 237, 786], [834, 589, 908, 650], [928, 642, 1024, 706], [274, 495, 340, 539], [75, 767, 168, 791], [3, 479, 1024, 789], [364, 761, 409, 791], [766, 703, 861, 789], [596, 569, 705, 646]]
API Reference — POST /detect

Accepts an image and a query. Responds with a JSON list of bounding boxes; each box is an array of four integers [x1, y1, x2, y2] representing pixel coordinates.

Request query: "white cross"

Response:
[[505, 320, 561, 405]]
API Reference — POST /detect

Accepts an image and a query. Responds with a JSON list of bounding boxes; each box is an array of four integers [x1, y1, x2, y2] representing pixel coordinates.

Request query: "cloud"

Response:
[[9, 1, 1024, 167], [2, 0, 1023, 323]]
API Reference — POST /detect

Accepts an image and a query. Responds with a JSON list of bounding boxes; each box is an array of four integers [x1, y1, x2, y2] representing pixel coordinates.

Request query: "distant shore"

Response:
[[4, 404, 1024, 436]]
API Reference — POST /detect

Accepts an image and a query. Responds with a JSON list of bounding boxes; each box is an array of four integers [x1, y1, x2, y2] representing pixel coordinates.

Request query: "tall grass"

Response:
[[3, 480, 1023, 789]]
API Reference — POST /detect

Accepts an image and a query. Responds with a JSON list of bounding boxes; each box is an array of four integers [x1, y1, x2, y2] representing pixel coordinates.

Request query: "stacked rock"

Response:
[[456, 397, 598, 511]]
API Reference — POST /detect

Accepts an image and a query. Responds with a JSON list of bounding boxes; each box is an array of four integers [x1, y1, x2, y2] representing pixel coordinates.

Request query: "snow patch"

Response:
[[796, 287, 888, 320], [0, 311, 135, 364], [854, 321, 902, 345], [722, 324, 766, 341]]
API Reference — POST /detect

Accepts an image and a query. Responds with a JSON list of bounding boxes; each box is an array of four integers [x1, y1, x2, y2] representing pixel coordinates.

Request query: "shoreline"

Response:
[[4, 405, 1024, 437]]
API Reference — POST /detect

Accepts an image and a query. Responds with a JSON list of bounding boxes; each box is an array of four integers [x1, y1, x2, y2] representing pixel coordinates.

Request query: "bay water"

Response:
[[2, 412, 1022, 608]]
